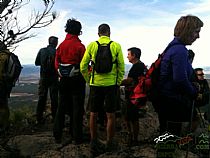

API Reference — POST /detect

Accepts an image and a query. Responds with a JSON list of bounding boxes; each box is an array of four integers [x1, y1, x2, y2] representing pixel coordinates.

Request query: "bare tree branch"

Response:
[[0, 0, 57, 48], [0, 0, 12, 14]]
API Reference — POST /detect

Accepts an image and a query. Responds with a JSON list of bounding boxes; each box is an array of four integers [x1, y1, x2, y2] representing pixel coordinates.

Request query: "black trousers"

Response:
[[157, 95, 195, 136], [0, 81, 9, 130], [36, 77, 58, 121], [53, 75, 85, 142], [156, 95, 195, 158]]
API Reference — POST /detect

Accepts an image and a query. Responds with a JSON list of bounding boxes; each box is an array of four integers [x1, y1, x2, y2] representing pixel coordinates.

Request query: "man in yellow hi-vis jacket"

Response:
[[80, 24, 125, 156]]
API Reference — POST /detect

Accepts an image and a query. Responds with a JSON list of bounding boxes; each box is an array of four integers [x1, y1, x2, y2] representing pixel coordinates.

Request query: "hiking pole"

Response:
[[185, 100, 195, 158], [196, 106, 206, 128]]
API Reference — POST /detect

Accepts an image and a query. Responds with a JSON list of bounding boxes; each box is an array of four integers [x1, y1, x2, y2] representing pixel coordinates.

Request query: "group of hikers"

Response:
[[0, 14, 209, 157]]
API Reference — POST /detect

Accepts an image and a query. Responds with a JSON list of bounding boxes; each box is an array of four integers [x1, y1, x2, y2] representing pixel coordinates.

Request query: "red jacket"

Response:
[[55, 34, 85, 70]]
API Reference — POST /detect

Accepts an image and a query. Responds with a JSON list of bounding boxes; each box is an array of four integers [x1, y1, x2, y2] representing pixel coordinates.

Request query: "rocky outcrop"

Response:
[[139, 110, 160, 142], [6, 134, 200, 158], [5, 104, 161, 157], [0, 145, 10, 157], [5, 111, 203, 157], [7, 132, 57, 157], [3, 99, 207, 158]]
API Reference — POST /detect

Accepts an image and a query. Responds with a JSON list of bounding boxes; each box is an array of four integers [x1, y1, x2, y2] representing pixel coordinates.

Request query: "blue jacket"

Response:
[[158, 38, 198, 99]]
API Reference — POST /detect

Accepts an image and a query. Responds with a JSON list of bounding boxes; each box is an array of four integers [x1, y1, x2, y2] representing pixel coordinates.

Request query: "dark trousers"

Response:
[[0, 81, 9, 131], [156, 95, 194, 158], [53, 75, 85, 142], [156, 95, 194, 136], [36, 77, 58, 122]]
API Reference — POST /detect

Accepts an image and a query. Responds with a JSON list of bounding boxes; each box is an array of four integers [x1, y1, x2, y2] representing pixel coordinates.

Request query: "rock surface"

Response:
[[4, 108, 204, 158], [1, 92, 209, 158]]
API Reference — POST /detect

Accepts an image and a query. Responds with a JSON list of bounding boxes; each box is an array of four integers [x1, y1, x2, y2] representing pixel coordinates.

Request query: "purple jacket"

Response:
[[158, 38, 198, 98]]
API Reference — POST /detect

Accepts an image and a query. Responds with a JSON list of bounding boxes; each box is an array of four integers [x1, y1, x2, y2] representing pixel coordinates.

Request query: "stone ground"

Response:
[[1, 102, 208, 158]]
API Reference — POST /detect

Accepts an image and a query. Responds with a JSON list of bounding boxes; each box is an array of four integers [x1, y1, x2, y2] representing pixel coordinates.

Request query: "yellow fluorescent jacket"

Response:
[[80, 36, 125, 86]]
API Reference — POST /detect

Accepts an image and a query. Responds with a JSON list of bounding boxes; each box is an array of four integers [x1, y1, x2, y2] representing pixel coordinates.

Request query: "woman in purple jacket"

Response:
[[157, 15, 203, 136]]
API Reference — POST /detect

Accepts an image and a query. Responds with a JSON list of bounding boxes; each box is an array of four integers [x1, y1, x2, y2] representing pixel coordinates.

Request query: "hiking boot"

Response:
[[0, 128, 6, 137], [54, 137, 62, 144], [54, 133, 62, 144], [90, 139, 105, 157], [126, 132, 133, 147], [98, 124, 105, 131], [72, 139, 83, 145], [36, 117, 45, 125], [106, 139, 119, 152], [131, 140, 139, 146], [62, 138, 72, 146], [138, 108, 147, 118]]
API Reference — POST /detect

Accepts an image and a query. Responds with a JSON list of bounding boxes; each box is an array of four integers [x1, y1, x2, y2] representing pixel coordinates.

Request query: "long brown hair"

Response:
[[174, 15, 203, 44]]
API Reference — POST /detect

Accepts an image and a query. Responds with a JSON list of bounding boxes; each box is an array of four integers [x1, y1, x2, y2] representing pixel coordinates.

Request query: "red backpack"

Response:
[[130, 43, 182, 109]]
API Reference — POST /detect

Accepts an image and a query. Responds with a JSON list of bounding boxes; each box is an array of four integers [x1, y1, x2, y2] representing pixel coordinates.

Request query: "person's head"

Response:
[[98, 24, 110, 37], [65, 18, 82, 35], [127, 47, 141, 64], [174, 15, 203, 45], [195, 68, 205, 80], [48, 36, 58, 48]]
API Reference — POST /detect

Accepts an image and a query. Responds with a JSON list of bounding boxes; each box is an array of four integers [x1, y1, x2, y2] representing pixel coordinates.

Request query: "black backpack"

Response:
[[0, 52, 22, 89], [7, 53, 23, 86], [0, 50, 22, 97], [42, 48, 56, 76], [94, 41, 113, 73]]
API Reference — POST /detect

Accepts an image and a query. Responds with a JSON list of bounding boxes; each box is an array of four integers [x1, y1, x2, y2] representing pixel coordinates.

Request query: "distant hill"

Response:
[[125, 64, 132, 76], [21, 64, 39, 77], [19, 65, 40, 83], [19, 64, 210, 79], [19, 64, 132, 79], [203, 66, 210, 79]]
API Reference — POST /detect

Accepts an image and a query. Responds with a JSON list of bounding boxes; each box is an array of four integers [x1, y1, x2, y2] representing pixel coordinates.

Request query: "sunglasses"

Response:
[[197, 73, 204, 76]]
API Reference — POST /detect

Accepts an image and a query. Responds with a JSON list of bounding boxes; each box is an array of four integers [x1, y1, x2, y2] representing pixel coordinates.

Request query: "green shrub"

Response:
[[9, 106, 35, 126]]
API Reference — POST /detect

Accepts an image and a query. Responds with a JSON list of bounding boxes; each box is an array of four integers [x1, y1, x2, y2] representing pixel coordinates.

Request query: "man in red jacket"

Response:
[[53, 18, 86, 144]]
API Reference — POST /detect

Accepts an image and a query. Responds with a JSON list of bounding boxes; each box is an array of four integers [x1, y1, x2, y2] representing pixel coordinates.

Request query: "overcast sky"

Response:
[[14, 0, 210, 68]]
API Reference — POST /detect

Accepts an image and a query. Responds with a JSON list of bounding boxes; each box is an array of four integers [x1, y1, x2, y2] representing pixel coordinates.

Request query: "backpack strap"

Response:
[[91, 41, 101, 84], [91, 41, 113, 84], [95, 41, 113, 46], [1, 50, 11, 72], [0, 51, 10, 80], [107, 41, 113, 46], [95, 41, 100, 46]]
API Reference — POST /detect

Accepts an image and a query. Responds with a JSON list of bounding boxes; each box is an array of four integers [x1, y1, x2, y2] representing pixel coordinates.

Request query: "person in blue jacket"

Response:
[[157, 15, 203, 136]]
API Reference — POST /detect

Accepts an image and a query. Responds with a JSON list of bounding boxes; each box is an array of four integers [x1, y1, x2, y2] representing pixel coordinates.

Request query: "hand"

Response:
[[57, 69, 62, 77], [196, 93, 203, 100]]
